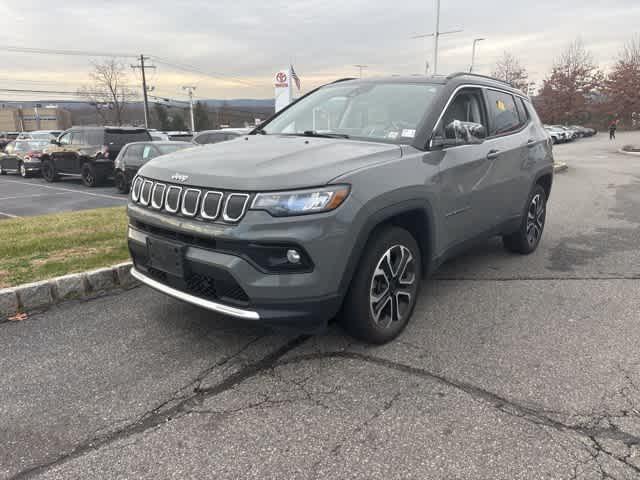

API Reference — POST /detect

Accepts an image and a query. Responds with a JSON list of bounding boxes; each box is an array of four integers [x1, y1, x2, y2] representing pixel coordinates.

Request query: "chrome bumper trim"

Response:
[[130, 267, 260, 320]]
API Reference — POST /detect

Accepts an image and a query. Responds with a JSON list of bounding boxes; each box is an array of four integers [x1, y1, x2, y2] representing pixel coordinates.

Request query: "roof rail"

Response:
[[330, 77, 358, 84], [446, 72, 514, 88]]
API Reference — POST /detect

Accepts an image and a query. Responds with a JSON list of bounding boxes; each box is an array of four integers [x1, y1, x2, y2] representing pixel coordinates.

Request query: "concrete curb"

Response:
[[0, 262, 139, 320], [618, 148, 640, 156], [553, 162, 568, 173]]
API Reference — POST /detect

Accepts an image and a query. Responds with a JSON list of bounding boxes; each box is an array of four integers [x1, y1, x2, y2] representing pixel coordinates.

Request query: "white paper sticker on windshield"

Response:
[[401, 129, 416, 138], [387, 131, 399, 139]]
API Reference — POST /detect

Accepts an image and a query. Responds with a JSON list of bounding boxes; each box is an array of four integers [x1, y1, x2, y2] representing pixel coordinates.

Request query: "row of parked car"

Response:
[[543, 124, 597, 144], [0, 126, 251, 192]]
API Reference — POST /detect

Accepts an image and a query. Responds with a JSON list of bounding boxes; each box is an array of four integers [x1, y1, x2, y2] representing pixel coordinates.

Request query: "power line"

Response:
[[151, 57, 256, 87], [0, 45, 138, 58]]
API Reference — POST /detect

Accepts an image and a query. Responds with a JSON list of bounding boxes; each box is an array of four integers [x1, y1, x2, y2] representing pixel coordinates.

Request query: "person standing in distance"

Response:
[[609, 120, 618, 140]]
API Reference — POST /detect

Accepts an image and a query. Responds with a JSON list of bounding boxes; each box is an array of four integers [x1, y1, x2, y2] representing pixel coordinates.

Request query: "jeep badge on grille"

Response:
[[171, 173, 189, 183]]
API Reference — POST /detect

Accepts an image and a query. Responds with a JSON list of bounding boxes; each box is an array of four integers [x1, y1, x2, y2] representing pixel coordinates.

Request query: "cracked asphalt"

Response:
[[2, 132, 640, 479]]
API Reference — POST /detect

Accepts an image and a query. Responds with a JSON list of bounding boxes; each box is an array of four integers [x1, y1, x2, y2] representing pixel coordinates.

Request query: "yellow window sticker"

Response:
[[496, 100, 506, 111]]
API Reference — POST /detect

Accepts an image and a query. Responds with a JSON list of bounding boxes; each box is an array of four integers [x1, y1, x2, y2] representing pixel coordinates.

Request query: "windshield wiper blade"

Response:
[[301, 130, 350, 139]]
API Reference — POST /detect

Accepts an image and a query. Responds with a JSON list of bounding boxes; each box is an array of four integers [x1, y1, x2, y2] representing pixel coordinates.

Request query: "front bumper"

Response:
[[126, 199, 362, 331], [23, 159, 42, 171]]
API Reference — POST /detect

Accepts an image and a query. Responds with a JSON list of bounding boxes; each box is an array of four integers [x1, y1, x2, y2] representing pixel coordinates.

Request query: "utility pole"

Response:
[[182, 86, 197, 132], [470, 38, 486, 72], [411, 0, 462, 75], [131, 55, 155, 128], [354, 64, 368, 78]]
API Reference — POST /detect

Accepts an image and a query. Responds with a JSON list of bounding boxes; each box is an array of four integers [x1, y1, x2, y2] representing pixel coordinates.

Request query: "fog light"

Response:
[[286, 249, 301, 264]]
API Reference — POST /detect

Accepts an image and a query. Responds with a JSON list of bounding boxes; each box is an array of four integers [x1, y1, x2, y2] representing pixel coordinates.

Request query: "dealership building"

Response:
[[0, 105, 72, 132]]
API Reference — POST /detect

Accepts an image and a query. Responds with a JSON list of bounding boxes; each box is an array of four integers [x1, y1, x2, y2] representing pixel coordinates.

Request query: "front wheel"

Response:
[[341, 226, 422, 344], [81, 163, 100, 187], [114, 171, 129, 194], [41, 159, 58, 182], [503, 185, 547, 254]]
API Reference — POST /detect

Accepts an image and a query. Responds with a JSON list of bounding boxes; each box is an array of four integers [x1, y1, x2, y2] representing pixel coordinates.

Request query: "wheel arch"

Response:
[[338, 199, 436, 294], [534, 168, 553, 201]]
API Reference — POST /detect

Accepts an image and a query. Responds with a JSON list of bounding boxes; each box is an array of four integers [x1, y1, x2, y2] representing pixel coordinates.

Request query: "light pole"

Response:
[[354, 64, 368, 78], [470, 38, 485, 72], [411, 0, 462, 75], [182, 86, 196, 132]]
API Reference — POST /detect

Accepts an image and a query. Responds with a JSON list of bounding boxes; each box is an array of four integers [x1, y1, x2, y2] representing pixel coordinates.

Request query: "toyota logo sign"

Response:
[[274, 71, 288, 87]]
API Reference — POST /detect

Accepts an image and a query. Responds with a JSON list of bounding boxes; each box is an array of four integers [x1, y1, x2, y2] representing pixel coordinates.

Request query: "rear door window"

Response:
[[486, 90, 521, 136], [105, 129, 152, 148]]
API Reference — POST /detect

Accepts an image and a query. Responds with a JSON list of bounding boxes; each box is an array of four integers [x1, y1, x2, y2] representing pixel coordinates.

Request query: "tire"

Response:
[[19, 162, 29, 178], [81, 163, 103, 187], [114, 171, 129, 194], [503, 184, 547, 254], [0, 163, 5, 175], [341, 226, 422, 344], [41, 159, 58, 182]]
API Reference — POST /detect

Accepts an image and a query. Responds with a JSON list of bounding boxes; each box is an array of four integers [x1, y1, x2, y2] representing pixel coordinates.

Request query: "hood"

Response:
[[138, 135, 402, 191]]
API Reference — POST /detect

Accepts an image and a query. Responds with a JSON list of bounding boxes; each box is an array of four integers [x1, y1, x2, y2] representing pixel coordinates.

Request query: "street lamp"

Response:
[[411, 0, 463, 75], [354, 64, 369, 78], [470, 38, 485, 73]]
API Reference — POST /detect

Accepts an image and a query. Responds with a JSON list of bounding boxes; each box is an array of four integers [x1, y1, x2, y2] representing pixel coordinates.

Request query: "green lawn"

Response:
[[0, 207, 129, 288]]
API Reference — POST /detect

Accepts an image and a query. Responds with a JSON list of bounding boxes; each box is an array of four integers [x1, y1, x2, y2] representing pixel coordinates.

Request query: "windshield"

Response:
[[262, 82, 441, 143], [14, 140, 49, 152], [156, 144, 191, 154]]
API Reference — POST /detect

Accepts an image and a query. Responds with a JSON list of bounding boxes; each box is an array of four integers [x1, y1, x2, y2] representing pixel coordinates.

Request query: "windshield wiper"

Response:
[[301, 130, 350, 139]]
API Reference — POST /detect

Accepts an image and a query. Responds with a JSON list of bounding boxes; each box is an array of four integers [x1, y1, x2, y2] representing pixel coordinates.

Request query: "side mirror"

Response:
[[432, 121, 487, 149], [50, 139, 59, 145]]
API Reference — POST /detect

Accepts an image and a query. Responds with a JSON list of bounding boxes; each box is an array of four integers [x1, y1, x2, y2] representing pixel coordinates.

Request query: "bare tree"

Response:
[[620, 33, 640, 65], [492, 52, 529, 92], [78, 59, 134, 126], [536, 39, 604, 124], [604, 34, 640, 127]]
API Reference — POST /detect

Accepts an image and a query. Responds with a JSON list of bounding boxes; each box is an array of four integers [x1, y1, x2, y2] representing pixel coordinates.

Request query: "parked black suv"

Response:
[[41, 127, 151, 187]]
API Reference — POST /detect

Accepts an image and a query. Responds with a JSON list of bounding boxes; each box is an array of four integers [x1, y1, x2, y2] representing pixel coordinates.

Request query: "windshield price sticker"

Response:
[[401, 129, 416, 138]]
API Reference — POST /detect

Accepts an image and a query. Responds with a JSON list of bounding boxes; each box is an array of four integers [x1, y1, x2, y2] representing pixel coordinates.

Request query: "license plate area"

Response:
[[147, 237, 184, 277]]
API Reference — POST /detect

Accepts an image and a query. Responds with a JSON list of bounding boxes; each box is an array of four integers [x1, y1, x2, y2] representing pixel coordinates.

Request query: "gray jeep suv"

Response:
[[127, 73, 553, 344]]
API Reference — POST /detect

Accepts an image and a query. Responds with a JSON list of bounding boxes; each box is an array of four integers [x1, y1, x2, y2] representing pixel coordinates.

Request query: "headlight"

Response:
[[250, 185, 350, 217]]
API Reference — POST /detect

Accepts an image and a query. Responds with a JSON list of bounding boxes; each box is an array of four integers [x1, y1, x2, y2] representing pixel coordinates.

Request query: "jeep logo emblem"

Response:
[[171, 173, 189, 183]]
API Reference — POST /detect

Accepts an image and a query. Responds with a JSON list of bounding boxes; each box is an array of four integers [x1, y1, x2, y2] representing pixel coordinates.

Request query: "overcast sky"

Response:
[[1, 0, 638, 101]]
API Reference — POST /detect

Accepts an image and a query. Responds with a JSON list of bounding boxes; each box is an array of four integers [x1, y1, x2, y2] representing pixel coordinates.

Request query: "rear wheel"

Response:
[[341, 226, 422, 344], [19, 162, 28, 178], [114, 171, 129, 194], [81, 163, 103, 187], [41, 159, 58, 182], [503, 185, 547, 254]]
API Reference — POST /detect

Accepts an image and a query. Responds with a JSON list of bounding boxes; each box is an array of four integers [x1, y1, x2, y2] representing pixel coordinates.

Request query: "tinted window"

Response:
[[70, 131, 86, 145], [486, 90, 520, 136], [58, 132, 72, 145], [125, 144, 145, 160], [196, 133, 225, 144], [516, 98, 529, 124], [86, 130, 105, 145], [441, 89, 486, 131], [105, 129, 152, 147]]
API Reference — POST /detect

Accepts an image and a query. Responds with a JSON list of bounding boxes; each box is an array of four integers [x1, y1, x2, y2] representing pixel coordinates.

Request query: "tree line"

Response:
[[491, 35, 640, 128]]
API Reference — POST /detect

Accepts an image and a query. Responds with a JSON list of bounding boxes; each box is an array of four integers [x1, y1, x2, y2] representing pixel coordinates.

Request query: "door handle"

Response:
[[486, 149, 500, 160], [527, 139, 536, 148]]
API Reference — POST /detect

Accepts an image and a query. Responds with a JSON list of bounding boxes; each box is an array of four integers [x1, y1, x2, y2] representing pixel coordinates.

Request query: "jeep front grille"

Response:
[[131, 176, 251, 224]]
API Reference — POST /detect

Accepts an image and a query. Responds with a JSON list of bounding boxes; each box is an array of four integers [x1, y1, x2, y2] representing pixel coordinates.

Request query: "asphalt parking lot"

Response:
[[0, 176, 126, 219], [2, 132, 640, 480]]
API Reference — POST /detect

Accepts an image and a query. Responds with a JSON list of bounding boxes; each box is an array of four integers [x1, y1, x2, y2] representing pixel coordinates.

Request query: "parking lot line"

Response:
[[0, 179, 126, 201], [0, 211, 20, 218], [0, 192, 69, 201]]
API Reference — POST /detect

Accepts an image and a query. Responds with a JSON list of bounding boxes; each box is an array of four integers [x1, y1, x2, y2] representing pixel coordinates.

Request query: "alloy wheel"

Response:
[[526, 194, 545, 246], [369, 245, 416, 329]]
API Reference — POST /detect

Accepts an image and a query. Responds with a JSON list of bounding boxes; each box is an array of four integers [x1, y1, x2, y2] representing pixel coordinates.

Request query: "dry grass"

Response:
[[0, 207, 129, 288]]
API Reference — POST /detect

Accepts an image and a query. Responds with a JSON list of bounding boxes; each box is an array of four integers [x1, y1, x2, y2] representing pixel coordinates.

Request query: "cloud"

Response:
[[0, 0, 638, 100]]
